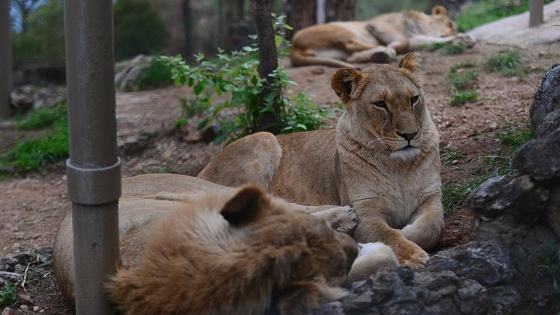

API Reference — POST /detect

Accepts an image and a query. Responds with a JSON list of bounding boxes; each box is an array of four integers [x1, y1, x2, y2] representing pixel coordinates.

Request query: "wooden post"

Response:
[[529, 0, 544, 27], [0, 0, 13, 118]]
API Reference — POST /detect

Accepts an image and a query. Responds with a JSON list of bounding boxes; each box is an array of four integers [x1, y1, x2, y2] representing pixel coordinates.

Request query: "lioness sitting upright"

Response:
[[290, 5, 474, 68], [199, 53, 444, 267]]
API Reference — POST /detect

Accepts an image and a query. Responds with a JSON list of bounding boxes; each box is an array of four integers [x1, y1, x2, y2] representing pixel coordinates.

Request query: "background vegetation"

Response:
[[11, 0, 170, 61], [10, 0, 545, 62]]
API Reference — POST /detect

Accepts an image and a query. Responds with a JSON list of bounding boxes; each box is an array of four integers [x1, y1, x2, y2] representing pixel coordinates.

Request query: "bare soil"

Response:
[[1, 41, 560, 314]]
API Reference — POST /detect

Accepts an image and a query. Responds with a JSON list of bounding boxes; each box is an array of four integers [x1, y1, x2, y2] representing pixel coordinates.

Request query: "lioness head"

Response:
[[332, 53, 437, 161], [404, 5, 457, 38], [104, 184, 358, 314], [426, 5, 457, 37]]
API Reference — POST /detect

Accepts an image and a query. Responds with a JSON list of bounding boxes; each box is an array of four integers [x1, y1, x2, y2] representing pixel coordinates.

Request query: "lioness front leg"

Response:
[[347, 46, 396, 64], [289, 204, 358, 235], [355, 216, 429, 268], [400, 194, 444, 250]]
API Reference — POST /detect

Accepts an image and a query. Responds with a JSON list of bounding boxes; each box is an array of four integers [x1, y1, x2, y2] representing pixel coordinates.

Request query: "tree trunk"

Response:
[[253, 0, 281, 133], [325, 0, 355, 22], [285, 0, 316, 40], [1, 0, 12, 118], [181, 0, 193, 61], [529, 0, 544, 27]]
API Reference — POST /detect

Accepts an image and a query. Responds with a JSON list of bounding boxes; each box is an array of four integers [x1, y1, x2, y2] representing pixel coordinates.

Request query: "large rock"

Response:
[[466, 174, 548, 225], [114, 55, 154, 92], [536, 109, 560, 138], [315, 242, 521, 315], [512, 129, 560, 181], [10, 85, 66, 111], [529, 63, 560, 134], [547, 183, 560, 237]]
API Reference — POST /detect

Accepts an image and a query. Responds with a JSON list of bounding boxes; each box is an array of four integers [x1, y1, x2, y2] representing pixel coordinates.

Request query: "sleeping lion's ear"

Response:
[[399, 53, 420, 74], [432, 5, 447, 16], [331, 68, 362, 103], [277, 279, 347, 314], [220, 185, 269, 225]]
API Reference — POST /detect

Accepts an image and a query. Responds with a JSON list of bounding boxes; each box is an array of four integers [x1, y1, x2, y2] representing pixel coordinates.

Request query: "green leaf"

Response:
[[193, 84, 204, 96], [197, 118, 211, 130], [275, 34, 283, 48]]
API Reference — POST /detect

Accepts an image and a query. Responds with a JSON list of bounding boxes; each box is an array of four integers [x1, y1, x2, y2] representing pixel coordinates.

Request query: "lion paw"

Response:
[[320, 206, 358, 235], [453, 33, 476, 48], [400, 247, 429, 268]]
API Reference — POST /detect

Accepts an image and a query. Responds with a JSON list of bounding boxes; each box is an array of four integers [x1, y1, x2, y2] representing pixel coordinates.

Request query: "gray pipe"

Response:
[[0, 0, 12, 118], [64, 1, 120, 314]]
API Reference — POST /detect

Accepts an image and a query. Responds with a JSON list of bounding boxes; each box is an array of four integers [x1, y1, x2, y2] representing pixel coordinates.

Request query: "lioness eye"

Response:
[[373, 101, 387, 109], [410, 95, 419, 106]]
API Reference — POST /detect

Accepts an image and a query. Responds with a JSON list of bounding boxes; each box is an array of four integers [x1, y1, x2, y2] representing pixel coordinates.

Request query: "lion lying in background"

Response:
[[290, 5, 474, 67], [199, 54, 444, 267], [54, 174, 397, 314]]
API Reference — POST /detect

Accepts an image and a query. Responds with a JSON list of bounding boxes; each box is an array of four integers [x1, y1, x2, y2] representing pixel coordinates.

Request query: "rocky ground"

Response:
[[1, 33, 560, 314]]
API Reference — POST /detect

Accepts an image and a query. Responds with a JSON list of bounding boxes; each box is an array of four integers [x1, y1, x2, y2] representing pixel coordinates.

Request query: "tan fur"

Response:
[[290, 5, 472, 68], [54, 174, 370, 314], [199, 54, 444, 267]]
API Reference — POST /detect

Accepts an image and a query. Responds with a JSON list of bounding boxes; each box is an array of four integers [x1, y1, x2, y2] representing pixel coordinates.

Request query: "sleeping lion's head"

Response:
[[332, 53, 438, 161], [404, 5, 458, 38]]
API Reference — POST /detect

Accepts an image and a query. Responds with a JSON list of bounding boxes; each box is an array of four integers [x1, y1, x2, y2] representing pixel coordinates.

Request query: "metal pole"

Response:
[[64, 1, 120, 314], [529, 0, 544, 27], [0, 0, 13, 119]]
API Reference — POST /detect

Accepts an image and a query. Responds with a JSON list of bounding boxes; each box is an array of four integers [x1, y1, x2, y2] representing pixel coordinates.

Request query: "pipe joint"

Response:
[[66, 157, 122, 205]]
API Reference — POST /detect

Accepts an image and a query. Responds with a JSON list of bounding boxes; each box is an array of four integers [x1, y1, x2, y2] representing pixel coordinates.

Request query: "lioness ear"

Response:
[[432, 5, 447, 16], [331, 68, 362, 103], [399, 53, 420, 74], [277, 279, 347, 314], [220, 185, 269, 225]]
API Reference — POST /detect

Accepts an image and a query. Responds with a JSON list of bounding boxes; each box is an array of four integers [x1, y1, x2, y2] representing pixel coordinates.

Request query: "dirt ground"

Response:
[[1, 40, 560, 313]]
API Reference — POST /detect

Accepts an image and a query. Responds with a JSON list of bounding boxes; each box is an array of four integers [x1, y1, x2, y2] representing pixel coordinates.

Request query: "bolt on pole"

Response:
[[64, 1, 121, 314], [0, 0, 13, 119]]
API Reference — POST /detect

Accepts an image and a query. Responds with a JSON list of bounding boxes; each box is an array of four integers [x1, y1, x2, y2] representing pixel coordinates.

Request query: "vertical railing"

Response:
[[0, 0, 12, 119], [64, 1, 121, 314]]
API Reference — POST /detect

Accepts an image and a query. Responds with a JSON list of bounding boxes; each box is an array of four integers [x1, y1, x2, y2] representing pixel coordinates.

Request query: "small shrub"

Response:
[[486, 50, 528, 76], [441, 150, 466, 165], [451, 91, 478, 106], [496, 124, 534, 151], [422, 42, 465, 55], [281, 94, 331, 133], [161, 15, 329, 143], [441, 43, 465, 55], [448, 61, 479, 106], [0, 282, 17, 306], [15, 105, 67, 131], [442, 184, 465, 215], [0, 105, 69, 173], [136, 58, 173, 90], [448, 69, 479, 90], [442, 177, 487, 215]]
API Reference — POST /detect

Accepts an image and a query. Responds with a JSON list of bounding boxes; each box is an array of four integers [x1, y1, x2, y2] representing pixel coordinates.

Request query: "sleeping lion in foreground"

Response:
[[54, 174, 397, 314], [290, 5, 475, 67], [199, 53, 444, 267]]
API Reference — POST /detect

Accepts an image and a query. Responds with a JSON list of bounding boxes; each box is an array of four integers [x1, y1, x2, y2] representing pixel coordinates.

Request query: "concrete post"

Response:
[[529, 0, 544, 27], [0, 0, 13, 118], [64, 1, 120, 314]]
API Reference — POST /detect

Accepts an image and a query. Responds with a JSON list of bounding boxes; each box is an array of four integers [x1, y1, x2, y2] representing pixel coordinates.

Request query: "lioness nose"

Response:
[[397, 131, 417, 141]]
